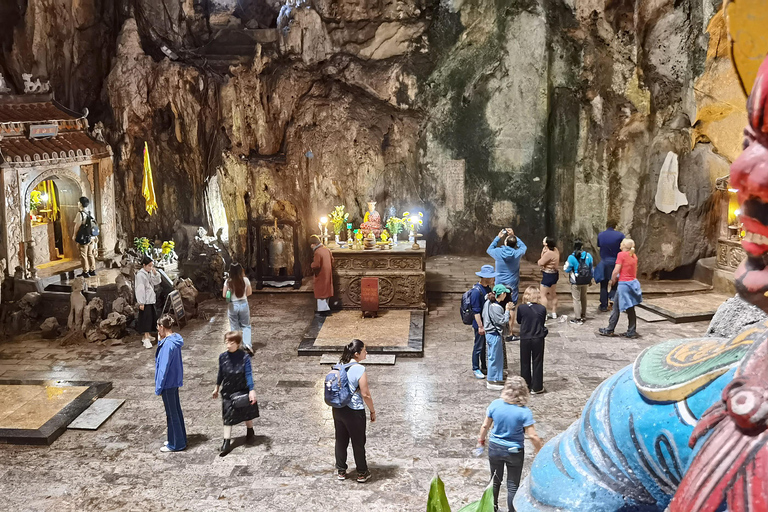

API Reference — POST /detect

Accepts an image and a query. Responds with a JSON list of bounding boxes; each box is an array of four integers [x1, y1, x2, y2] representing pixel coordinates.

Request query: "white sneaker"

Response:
[[160, 446, 172, 452], [549, 312, 557, 319], [487, 381, 504, 391], [142, 339, 153, 349]]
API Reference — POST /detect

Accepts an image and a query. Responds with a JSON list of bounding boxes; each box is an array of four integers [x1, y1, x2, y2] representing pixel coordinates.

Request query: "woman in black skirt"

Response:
[[211, 331, 259, 456], [135, 255, 161, 349]]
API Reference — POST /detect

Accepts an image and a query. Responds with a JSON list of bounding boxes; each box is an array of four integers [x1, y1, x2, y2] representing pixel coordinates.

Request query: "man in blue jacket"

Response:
[[594, 220, 624, 312], [155, 315, 186, 452], [487, 228, 527, 302], [470, 265, 496, 379]]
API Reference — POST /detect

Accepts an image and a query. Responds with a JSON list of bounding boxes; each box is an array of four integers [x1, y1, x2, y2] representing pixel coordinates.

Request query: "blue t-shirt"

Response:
[[346, 363, 366, 410], [470, 283, 491, 329], [487, 399, 535, 449], [597, 229, 624, 261]]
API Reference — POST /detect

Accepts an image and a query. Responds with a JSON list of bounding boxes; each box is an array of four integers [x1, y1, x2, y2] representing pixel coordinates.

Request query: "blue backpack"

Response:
[[324, 362, 359, 408]]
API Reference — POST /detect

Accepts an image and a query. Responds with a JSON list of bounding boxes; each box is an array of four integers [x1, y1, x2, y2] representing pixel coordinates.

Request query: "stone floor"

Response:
[[0, 292, 717, 511]]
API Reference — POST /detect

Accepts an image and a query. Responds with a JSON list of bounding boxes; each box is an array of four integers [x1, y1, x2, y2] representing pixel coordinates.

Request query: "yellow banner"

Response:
[[142, 142, 158, 216]]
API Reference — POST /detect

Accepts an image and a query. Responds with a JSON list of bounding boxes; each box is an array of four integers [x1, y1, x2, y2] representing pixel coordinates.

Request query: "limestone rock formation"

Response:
[[83, 297, 105, 341], [99, 312, 127, 340], [0, 0, 741, 276], [40, 317, 61, 339]]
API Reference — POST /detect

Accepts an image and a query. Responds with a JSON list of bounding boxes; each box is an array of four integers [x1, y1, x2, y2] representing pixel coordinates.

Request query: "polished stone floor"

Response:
[[0, 292, 716, 511]]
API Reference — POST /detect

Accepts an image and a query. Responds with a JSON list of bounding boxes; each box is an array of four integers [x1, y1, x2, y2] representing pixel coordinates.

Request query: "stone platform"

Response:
[[299, 309, 424, 356], [0, 380, 111, 445], [639, 292, 733, 323]]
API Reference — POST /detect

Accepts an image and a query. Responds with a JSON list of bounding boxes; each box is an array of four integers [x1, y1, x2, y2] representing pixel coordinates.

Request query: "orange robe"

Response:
[[311, 244, 334, 299]]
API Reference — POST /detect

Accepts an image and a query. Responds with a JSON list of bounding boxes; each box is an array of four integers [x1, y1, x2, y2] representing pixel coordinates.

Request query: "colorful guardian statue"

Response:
[[514, 55, 768, 512]]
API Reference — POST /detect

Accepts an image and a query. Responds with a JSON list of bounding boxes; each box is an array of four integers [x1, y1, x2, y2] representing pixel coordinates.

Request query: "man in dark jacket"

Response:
[[595, 220, 624, 312], [470, 265, 496, 379]]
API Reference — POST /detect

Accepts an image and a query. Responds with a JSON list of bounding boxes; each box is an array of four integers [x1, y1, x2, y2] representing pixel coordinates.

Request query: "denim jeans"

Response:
[[606, 293, 637, 335], [161, 387, 187, 451], [228, 300, 252, 350], [488, 441, 525, 511], [486, 331, 504, 383], [472, 325, 487, 373], [599, 279, 616, 309]]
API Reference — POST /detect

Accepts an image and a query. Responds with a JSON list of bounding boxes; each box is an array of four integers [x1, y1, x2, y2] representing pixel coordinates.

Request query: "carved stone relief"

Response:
[[4, 170, 22, 271]]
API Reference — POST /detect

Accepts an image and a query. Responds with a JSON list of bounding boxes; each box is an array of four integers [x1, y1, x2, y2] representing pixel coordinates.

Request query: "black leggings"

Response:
[[333, 406, 367, 473]]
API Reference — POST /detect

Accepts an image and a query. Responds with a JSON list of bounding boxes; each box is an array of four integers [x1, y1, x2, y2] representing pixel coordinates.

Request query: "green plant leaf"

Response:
[[427, 475, 452, 512], [456, 483, 494, 512]]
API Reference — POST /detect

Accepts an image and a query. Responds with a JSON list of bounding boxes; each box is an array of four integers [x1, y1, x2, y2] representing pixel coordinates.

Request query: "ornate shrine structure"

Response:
[[330, 241, 426, 310], [0, 92, 115, 277]]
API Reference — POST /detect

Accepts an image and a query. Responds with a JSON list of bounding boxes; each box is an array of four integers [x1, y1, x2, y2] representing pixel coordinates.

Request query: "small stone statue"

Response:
[[360, 201, 382, 237], [25, 240, 37, 279], [91, 121, 106, 143], [172, 220, 189, 262], [22, 73, 50, 94], [67, 277, 87, 331]]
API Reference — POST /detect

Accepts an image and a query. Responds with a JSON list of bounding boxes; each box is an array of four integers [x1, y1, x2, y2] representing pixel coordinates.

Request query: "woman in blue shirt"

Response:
[[477, 376, 544, 512], [212, 331, 259, 456], [155, 314, 186, 452]]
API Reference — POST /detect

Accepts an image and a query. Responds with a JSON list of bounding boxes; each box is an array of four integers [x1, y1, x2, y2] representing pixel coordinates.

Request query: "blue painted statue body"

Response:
[[514, 365, 735, 512]]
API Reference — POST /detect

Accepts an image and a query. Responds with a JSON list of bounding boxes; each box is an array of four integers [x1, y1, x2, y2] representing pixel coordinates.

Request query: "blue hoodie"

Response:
[[155, 332, 184, 395], [487, 236, 527, 288]]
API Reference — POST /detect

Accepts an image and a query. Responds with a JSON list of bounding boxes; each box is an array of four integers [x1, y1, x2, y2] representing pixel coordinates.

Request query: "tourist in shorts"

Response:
[[537, 237, 560, 319], [599, 238, 642, 338], [212, 331, 259, 457], [476, 376, 544, 512]]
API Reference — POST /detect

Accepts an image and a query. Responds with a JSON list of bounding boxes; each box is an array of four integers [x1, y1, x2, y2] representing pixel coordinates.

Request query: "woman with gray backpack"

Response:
[[324, 339, 376, 483]]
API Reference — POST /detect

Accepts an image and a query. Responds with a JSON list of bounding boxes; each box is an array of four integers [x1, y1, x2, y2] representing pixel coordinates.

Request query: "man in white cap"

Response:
[[470, 264, 496, 379]]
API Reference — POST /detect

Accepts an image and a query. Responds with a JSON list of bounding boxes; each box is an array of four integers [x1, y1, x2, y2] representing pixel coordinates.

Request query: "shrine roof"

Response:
[[0, 131, 111, 168], [0, 95, 81, 124]]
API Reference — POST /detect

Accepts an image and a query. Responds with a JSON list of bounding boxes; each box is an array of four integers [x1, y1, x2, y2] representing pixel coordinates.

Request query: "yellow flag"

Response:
[[142, 142, 158, 215]]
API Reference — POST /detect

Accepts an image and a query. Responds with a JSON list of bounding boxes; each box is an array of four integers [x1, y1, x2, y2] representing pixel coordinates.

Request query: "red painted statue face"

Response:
[[732, 57, 768, 311]]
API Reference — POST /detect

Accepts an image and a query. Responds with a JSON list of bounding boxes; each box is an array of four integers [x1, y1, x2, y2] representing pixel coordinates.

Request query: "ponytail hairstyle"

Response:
[[228, 262, 245, 298], [340, 339, 365, 364], [620, 238, 636, 256], [157, 314, 177, 331]]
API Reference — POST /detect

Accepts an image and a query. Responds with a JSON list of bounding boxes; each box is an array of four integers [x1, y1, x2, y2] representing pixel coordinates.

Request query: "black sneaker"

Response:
[[356, 471, 372, 483], [246, 427, 255, 443], [88, 270, 97, 277], [569, 319, 583, 325], [622, 332, 640, 339], [337, 470, 347, 481]]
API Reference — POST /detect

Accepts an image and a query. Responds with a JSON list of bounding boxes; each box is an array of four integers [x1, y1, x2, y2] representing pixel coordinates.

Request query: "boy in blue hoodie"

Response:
[[155, 314, 186, 452]]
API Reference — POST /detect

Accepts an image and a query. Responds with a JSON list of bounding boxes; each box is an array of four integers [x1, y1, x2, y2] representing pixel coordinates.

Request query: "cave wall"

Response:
[[0, 0, 745, 275]]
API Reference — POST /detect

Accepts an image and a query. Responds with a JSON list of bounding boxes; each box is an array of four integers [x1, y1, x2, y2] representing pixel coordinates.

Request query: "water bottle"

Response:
[[472, 446, 485, 457]]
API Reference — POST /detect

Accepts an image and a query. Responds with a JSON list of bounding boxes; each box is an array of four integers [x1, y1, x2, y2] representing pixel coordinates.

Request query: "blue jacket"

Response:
[[155, 332, 184, 395], [487, 236, 527, 288], [564, 251, 594, 284]]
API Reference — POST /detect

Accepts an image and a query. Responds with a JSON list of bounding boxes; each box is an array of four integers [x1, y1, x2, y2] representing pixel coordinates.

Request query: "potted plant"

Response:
[[328, 205, 349, 245]]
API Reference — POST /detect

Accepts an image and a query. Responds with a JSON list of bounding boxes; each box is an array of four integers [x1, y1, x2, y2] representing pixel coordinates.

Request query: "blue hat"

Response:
[[475, 265, 496, 278]]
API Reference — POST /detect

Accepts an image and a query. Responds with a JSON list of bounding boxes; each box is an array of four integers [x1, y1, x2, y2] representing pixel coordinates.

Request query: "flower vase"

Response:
[[408, 230, 415, 244], [393, 234, 398, 245], [335, 234, 340, 245]]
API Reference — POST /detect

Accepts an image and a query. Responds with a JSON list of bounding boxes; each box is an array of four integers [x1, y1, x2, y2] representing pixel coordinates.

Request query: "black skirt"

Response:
[[136, 303, 157, 333]]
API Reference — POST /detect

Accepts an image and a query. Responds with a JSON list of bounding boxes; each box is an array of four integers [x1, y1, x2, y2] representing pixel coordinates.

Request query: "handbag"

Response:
[[231, 392, 251, 409]]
